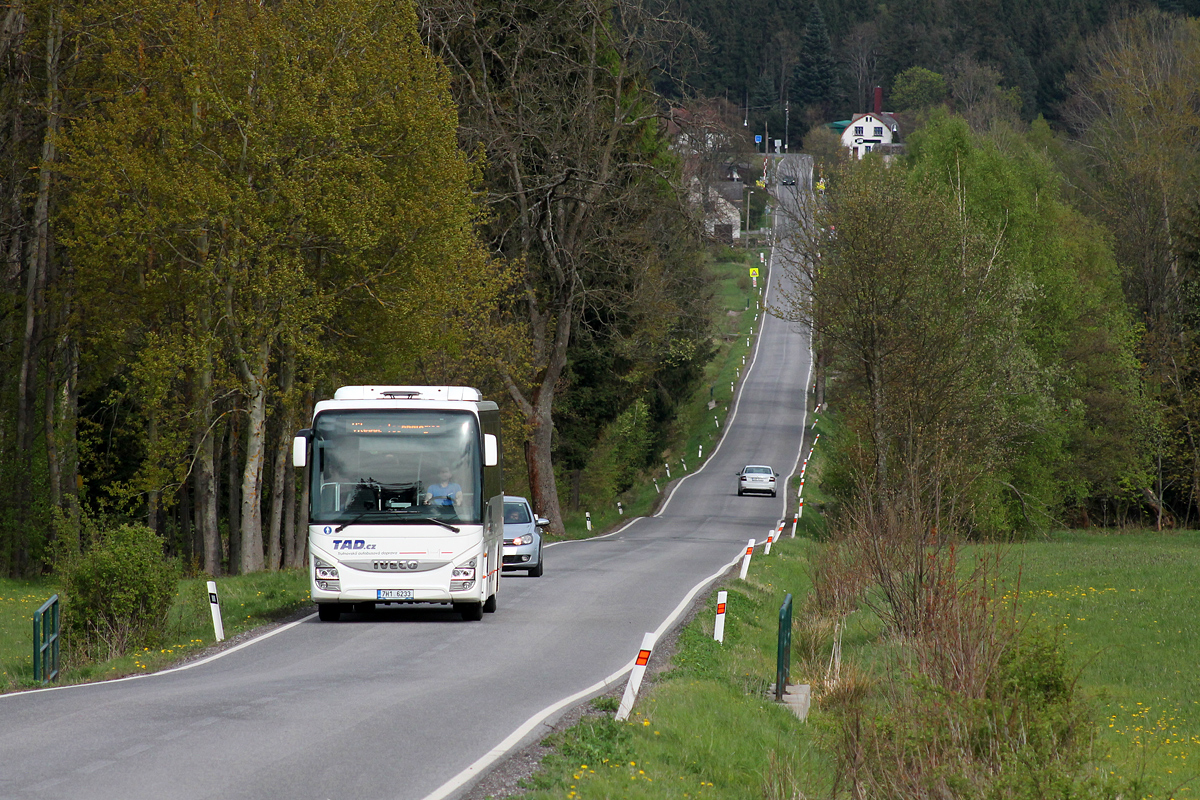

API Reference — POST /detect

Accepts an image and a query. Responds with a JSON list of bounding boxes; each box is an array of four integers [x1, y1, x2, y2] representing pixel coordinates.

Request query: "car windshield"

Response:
[[309, 410, 482, 525], [504, 502, 532, 524]]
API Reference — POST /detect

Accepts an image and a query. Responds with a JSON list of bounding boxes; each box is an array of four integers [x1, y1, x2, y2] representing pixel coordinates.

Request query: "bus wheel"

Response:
[[317, 603, 342, 622], [455, 602, 484, 621], [483, 592, 497, 613]]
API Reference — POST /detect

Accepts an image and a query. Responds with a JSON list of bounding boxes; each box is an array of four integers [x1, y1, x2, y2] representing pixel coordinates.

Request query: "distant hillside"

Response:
[[675, 0, 1197, 144]]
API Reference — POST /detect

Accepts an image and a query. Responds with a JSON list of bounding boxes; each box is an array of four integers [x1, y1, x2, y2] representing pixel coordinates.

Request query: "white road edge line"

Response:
[[0, 613, 318, 700], [418, 546, 748, 800]]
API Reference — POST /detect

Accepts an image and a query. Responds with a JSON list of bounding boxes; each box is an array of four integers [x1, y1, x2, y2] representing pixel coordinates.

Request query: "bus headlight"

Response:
[[315, 557, 340, 591], [450, 557, 476, 591]]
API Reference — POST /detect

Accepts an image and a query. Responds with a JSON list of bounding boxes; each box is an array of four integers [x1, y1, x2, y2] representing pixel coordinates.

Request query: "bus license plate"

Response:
[[377, 589, 414, 600]]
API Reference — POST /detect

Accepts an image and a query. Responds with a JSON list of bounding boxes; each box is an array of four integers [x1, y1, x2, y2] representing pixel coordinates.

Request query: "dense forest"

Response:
[[0, 0, 713, 577], [675, 0, 1200, 145]]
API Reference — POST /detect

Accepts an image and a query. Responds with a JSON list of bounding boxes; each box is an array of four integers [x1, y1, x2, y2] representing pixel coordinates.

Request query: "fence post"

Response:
[[33, 595, 60, 684], [776, 593, 793, 702]]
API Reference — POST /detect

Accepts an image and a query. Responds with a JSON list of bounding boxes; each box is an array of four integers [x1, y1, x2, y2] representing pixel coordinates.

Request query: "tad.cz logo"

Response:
[[332, 539, 376, 551]]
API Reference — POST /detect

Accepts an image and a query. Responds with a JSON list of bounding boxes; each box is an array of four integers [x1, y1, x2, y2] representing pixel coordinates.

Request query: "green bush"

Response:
[[61, 523, 177, 662]]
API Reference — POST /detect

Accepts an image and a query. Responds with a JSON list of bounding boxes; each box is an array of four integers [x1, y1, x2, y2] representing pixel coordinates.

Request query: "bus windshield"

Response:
[[309, 410, 482, 525]]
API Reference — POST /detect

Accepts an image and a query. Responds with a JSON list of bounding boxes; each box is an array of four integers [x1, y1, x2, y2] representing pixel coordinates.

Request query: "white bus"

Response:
[[292, 386, 503, 621]]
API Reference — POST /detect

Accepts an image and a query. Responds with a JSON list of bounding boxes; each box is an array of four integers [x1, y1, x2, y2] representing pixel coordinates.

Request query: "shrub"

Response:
[[61, 523, 177, 662]]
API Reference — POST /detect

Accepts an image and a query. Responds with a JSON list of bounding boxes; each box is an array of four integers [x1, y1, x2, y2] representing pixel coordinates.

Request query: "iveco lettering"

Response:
[[293, 386, 504, 621]]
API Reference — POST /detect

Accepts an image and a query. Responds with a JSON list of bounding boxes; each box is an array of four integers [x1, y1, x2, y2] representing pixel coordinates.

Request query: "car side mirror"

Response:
[[536, 517, 550, 527]]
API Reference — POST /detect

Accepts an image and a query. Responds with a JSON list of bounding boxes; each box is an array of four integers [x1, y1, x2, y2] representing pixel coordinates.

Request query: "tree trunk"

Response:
[[146, 412, 159, 532], [239, 339, 269, 573], [266, 433, 286, 571], [226, 404, 242, 572], [266, 344, 295, 571], [526, 386, 564, 535], [195, 420, 219, 575]]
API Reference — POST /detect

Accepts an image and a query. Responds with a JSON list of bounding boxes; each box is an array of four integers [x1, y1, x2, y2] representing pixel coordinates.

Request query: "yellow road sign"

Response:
[[749, 267, 759, 277]]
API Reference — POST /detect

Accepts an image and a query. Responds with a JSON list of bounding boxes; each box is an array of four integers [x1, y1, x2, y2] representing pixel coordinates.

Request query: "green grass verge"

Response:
[[521, 535, 832, 800], [1, 569, 310, 692]]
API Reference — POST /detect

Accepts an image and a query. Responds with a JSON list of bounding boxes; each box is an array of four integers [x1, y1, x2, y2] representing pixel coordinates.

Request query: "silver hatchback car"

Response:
[[737, 465, 778, 497], [501, 496, 547, 577]]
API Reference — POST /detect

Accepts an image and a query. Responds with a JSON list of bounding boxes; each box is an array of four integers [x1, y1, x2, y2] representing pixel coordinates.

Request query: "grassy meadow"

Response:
[[1004, 532, 1200, 795]]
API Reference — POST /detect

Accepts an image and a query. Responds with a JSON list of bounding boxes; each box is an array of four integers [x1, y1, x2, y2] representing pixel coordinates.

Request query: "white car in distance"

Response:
[[736, 465, 778, 497]]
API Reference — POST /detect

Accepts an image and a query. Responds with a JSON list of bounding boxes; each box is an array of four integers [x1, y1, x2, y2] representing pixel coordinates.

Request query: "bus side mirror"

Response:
[[483, 433, 499, 467], [293, 429, 311, 468]]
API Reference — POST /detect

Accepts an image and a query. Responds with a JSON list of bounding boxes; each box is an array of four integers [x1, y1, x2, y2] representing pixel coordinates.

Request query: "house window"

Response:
[[853, 126, 863, 136], [864, 144, 872, 153], [874, 126, 883, 137]]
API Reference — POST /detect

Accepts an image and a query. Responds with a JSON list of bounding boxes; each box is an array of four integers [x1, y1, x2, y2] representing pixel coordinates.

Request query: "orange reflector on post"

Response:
[[636, 649, 651, 666], [717, 603, 726, 614]]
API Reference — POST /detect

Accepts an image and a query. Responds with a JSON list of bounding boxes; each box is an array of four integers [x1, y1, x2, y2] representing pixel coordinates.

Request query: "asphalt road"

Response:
[[0, 155, 814, 800]]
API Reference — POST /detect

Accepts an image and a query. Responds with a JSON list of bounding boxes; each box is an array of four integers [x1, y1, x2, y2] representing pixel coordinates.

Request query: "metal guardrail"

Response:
[[775, 592, 792, 702], [33, 594, 60, 684]]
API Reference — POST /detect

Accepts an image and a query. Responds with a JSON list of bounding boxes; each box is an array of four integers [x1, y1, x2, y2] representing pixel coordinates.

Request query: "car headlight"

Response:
[[507, 534, 533, 546]]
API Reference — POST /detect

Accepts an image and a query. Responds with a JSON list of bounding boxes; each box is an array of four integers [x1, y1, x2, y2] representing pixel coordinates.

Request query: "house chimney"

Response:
[[874, 86, 883, 115]]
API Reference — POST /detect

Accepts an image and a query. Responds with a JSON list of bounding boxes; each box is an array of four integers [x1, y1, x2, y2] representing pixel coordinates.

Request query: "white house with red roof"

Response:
[[840, 87, 902, 159]]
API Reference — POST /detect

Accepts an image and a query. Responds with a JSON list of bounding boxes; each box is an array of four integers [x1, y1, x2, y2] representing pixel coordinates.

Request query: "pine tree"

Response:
[[792, 3, 837, 109]]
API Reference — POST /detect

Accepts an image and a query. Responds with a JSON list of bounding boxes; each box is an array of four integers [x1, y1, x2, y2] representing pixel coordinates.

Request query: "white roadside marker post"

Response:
[[791, 510, 799, 537], [615, 632, 657, 722], [698, 444, 703, 460], [617, 501, 623, 515], [207, 581, 225, 642], [798, 497, 805, 518], [739, 539, 755, 580], [714, 416, 720, 429], [586, 511, 592, 531], [653, 479, 660, 493], [714, 591, 728, 643], [681, 458, 688, 472], [765, 527, 774, 555], [664, 462, 671, 478]]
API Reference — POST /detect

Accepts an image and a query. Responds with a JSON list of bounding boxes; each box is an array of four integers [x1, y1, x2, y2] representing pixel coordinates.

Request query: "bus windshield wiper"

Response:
[[334, 509, 395, 533], [408, 516, 460, 533]]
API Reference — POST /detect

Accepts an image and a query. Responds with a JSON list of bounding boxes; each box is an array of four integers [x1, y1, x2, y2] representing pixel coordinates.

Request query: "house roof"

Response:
[[847, 112, 901, 134]]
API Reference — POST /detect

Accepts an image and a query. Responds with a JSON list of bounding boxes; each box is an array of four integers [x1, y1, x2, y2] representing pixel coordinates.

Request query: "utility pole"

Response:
[[785, 101, 789, 152]]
